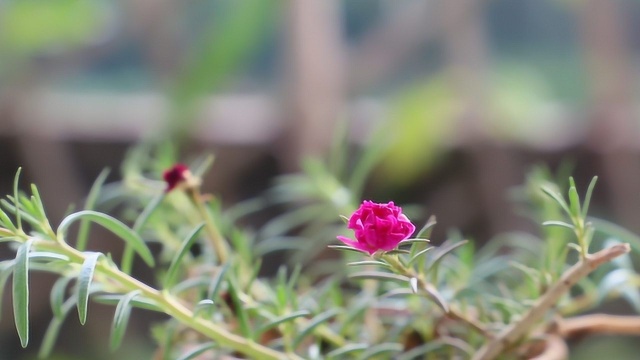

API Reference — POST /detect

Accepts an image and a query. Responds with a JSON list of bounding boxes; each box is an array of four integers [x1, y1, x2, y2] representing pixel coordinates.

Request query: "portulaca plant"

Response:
[[0, 147, 638, 360]]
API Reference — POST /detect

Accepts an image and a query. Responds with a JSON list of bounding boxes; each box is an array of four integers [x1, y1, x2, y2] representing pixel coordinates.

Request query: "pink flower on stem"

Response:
[[337, 201, 416, 255], [163, 164, 190, 192]]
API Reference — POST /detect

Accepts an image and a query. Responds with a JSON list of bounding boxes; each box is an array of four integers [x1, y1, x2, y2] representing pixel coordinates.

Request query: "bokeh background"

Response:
[[2, 0, 640, 358]]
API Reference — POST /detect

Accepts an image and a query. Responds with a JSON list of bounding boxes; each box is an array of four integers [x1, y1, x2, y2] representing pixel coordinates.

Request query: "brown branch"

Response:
[[472, 243, 631, 360], [559, 314, 640, 339]]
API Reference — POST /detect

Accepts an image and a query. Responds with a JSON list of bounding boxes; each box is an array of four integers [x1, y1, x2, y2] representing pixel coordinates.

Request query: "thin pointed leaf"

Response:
[[409, 277, 419, 293], [193, 299, 216, 317], [349, 271, 410, 283], [50, 277, 73, 319], [13, 168, 22, 230], [110, 290, 142, 351], [427, 240, 468, 276], [540, 185, 572, 217], [226, 280, 252, 339], [28, 252, 69, 262], [347, 260, 389, 267], [293, 308, 340, 348], [0, 208, 16, 232], [408, 247, 435, 266], [29, 185, 48, 223], [0, 262, 15, 322], [356, 343, 403, 360], [13, 239, 33, 347], [77, 252, 102, 325], [165, 223, 205, 289], [176, 342, 216, 360], [93, 295, 162, 312], [133, 193, 164, 233], [416, 215, 437, 239], [326, 344, 368, 359], [38, 297, 76, 359], [327, 244, 368, 255], [58, 211, 154, 267], [76, 169, 110, 251], [207, 262, 230, 299], [542, 221, 574, 230], [399, 238, 431, 246], [581, 176, 598, 218], [256, 310, 311, 336], [123, 193, 165, 274]]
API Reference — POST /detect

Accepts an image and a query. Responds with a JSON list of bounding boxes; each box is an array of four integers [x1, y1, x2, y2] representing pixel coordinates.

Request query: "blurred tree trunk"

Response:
[[442, 0, 527, 235], [280, 0, 346, 171], [579, 0, 640, 233]]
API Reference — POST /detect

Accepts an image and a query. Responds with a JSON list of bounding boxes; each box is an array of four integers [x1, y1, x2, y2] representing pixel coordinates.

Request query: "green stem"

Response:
[[186, 188, 229, 264], [35, 239, 292, 360]]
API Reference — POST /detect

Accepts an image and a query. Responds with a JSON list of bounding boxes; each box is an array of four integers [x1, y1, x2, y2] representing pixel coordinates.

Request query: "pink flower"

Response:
[[163, 164, 190, 192], [337, 201, 416, 255]]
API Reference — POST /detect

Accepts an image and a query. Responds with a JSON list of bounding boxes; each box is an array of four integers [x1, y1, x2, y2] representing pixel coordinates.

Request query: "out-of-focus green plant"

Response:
[[0, 142, 639, 359]]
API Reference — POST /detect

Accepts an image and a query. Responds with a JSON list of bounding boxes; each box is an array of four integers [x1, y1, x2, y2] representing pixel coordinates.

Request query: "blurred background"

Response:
[[2, 0, 640, 358]]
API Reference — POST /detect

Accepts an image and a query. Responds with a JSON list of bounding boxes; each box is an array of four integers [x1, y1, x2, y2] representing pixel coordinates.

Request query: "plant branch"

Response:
[[186, 187, 229, 264], [558, 314, 640, 339], [35, 239, 293, 360], [472, 243, 631, 360]]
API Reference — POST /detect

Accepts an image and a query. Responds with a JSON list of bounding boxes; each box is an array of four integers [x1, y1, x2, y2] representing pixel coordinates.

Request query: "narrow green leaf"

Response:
[[191, 154, 215, 178], [0, 262, 15, 323], [407, 247, 435, 266], [568, 179, 581, 218], [347, 260, 389, 267], [122, 193, 165, 274], [426, 240, 468, 277], [28, 252, 69, 262], [424, 283, 449, 313], [581, 176, 598, 218], [542, 221, 575, 230], [76, 169, 110, 251], [13, 168, 22, 230], [0, 208, 17, 232], [164, 223, 205, 289], [326, 344, 368, 359], [29, 186, 48, 225], [540, 185, 572, 217], [381, 288, 415, 298], [293, 308, 340, 348], [416, 215, 437, 239], [226, 279, 252, 339], [208, 263, 230, 299], [38, 297, 76, 359], [94, 294, 162, 312], [176, 342, 216, 360], [110, 290, 142, 351], [77, 252, 102, 325], [399, 238, 431, 246], [396, 337, 474, 360], [356, 343, 403, 360], [349, 271, 410, 283], [193, 299, 216, 317], [339, 215, 349, 224], [58, 211, 154, 267], [133, 193, 165, 233], [256, 310, 311, 336], [50, 277, 73, 319], [13, 239, 33, 347], [0, 199, 40, 230], [327, 244, 368, 255]]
